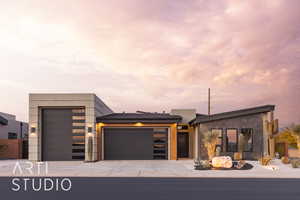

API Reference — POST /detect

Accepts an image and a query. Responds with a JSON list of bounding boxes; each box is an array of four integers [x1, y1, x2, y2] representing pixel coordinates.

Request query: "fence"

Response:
[[0, 139, 23, 159]]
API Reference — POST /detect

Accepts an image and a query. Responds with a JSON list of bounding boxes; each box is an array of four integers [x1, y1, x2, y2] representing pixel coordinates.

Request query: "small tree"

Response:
[[291, 125, 300, 154], [281, 124, 300, 156], [238, 131, 252, 158], [203, 131, 219, 160]]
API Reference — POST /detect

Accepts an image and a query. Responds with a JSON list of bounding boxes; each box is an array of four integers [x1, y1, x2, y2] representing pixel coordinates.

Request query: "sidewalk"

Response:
[[0, 159, 299, 178]]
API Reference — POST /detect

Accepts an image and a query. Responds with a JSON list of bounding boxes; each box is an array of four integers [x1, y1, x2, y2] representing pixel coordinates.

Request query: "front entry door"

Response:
[[177, 132, 189, 158]]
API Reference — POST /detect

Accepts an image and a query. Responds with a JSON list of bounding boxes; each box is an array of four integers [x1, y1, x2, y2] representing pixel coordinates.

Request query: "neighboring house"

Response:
[[28, 93, 275, 162], [0, 112, 29, 159], [0, 112, 28, 140]]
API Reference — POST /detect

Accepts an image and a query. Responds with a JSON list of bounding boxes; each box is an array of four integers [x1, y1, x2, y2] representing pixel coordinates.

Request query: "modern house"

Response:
[[0, 112, 28, 140], [28, 93, 275, 162], [0, 112, 29, 159]]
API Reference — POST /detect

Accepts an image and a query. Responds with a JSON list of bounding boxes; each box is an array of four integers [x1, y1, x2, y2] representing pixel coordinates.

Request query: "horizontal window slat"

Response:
[[72, 123, 85, 127], [72, 129, 85, 134], [72, 116, 86, 120]]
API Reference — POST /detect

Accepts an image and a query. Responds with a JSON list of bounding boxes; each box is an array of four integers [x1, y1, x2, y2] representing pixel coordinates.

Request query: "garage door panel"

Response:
[[42, 109, 73, 161], [104, 128, 154, 160]]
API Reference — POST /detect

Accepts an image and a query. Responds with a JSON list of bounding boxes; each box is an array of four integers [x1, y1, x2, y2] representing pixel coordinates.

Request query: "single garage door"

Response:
[[104, 128, 154, 160], [42, 109, 73, 161]]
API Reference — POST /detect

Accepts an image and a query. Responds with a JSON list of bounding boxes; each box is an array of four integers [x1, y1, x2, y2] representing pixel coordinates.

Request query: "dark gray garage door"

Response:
[[104, 128, 154, 160], [42, 109, 73, 161]]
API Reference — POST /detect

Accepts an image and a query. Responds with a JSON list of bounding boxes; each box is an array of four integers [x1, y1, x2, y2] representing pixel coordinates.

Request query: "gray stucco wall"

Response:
[[196, 113, 267, 160]]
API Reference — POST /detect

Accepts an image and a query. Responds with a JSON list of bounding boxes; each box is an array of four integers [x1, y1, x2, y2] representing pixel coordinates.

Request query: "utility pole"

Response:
[[208, 88, 211, 116]]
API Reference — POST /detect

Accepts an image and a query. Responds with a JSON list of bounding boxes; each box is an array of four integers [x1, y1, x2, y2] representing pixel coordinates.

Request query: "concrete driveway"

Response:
[[0, 159, 299, 178]]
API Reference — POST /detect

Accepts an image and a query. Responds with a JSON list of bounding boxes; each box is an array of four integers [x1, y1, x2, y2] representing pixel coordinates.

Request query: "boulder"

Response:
[[291, 159, 300, 168], [236, 160, 246, 169], [212, 156, 233, 168]]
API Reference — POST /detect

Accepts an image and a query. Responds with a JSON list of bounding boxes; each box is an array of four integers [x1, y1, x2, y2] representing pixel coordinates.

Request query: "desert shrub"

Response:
[[291, 159, 300, 168], [234, 152, 242, 161], [259, 156, 272, 166], [194, 159, 211, 170], [203, 131, 219, 160], [281, 156, 290, 164]]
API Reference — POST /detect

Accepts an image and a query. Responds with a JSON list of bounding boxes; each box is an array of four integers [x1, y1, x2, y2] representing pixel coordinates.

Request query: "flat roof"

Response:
[[0, 115, 8, 125], [97, 113, 182, 124], [190, 105, 275, 124]]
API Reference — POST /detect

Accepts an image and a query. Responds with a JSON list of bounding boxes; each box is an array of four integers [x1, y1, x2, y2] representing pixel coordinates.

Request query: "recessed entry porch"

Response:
[[96, 112, 186, 161]]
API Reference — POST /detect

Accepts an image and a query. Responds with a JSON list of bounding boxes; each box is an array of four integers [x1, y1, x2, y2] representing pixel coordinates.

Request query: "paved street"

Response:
[[1, 177, 300, 200]]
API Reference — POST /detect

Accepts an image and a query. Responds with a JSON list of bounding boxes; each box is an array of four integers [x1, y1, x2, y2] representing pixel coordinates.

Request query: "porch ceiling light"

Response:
[[135, 122, 143, 127], [98, 123, 104, 127]]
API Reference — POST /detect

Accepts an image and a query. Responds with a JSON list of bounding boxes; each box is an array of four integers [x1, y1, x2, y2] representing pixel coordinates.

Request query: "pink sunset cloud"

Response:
[[0, 0, 299, 126]]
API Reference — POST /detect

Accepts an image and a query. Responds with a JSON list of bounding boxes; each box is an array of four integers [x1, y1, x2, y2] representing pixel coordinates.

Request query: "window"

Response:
[[72, 123, 85, 127], [211, 129, 223, 152], [72, 116, 85, 120], [72, 129, 85, 134], [72, 109, 85, 113], [240, 128, 253, 152], [8, 132, 17, 139], [226, 129, 238, 152]]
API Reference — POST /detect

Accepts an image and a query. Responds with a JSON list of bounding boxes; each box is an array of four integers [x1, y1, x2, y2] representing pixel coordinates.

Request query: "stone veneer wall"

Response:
[[196, 112, 272, 160]]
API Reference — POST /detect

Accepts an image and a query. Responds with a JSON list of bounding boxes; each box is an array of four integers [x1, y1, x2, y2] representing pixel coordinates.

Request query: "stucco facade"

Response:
[[28, 93, 113, 162]]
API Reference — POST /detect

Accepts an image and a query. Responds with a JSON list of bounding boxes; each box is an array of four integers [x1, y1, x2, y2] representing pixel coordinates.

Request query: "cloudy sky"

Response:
[[0, 0, 299, 126]]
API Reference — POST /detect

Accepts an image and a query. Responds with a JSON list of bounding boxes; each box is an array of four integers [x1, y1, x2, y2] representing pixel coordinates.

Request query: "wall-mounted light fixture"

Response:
[[30, 127, 36, 136], [31, 127, 36, 133], [87, 126, 94, 137]]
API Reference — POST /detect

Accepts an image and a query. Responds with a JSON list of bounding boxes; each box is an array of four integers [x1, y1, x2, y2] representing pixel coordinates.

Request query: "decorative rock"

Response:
[[291, 159, 300, 168], [194, 160, 211, 170], [236, 160, 246, 169], [212, 156, 233, 168]]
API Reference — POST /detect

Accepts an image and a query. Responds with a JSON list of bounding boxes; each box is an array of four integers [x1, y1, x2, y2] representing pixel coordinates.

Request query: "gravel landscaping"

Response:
[[0, 159, 299, 178]]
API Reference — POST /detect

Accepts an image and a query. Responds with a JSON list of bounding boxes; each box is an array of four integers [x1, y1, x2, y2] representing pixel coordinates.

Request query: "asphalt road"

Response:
[[0, 177, 299, 200]]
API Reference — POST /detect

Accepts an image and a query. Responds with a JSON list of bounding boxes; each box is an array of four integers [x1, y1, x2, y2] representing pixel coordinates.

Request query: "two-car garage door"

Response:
[[104, 128, 168, 160]]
